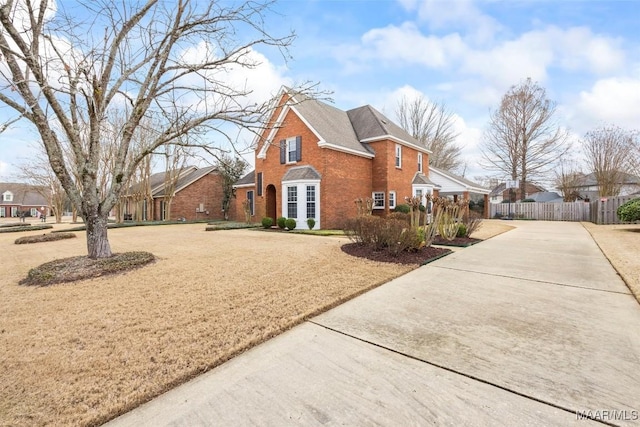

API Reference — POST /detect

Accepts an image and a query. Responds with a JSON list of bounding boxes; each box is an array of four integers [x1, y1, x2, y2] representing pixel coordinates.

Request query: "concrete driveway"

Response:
[[107, 221, 640, 426]]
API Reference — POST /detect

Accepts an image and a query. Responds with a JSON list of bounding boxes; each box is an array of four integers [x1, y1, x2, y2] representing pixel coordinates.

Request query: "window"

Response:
[[372, 192, 385, 209], [281, 136, 302, 164], [287, 186, 297, 218], [0, 206, 5, 217], [30, 208, 37, 217], [247, 190, 255, 216], [418, 153, 423, 173], [395, 144, 402, 168], [306, 185, 316, 218], [389, 191, 396, 209], [11, 206, 18, 217], [2, 191, 13, 202], [257, 172, 263, 196]]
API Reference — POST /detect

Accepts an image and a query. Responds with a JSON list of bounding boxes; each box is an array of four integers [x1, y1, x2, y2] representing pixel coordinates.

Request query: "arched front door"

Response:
[[266, 184, 277, 220]]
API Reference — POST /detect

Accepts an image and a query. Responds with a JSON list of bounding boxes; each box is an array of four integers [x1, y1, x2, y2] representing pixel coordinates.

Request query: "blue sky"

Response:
[[1, 0, 639, 184]]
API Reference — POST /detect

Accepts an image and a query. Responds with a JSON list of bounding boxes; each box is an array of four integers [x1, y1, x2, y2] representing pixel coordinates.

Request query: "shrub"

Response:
[[285, 218, 297, 230], [344, 216, 422, 254], [307, 218, 316, 230], [617, 198, 640, 222], [456, 223, 467, 238], [261, 217, 273, 229], [344, 216, 384, 247], [521, 198, 535, 203], [393, 204, 410, 214], [388, 212, 410, 224], [463, 211, 483, 237], [277, 216, 287, 229]]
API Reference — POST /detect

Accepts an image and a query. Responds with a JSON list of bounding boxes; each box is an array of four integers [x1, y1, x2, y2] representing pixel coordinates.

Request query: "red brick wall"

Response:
[[154, 172, 226, 221]]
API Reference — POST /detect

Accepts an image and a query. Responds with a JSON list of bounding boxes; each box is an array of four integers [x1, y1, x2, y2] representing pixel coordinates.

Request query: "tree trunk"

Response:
[[85, 213, 113, 259]]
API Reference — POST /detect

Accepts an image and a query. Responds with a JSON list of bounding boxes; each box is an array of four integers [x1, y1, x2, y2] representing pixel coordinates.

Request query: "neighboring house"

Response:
[[232, 87, 487, 229], [565, 172, 640, 200], [429, 166, 490, 217], [0, 182, 50, 218], [527, 191, 565, 203], [122, 166, 228, 221], [489, 182, 546, 203]]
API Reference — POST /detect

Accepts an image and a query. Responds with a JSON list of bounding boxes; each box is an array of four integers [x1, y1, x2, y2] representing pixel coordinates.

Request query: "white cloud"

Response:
[[398, 0, 501, 43], [360, 22, 465, 68], [570, 77, 640, 132]]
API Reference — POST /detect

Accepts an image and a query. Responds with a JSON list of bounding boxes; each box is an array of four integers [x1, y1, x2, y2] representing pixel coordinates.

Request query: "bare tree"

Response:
[[16, 151, 67, 223], [161, 143, 191, 221], [553, 155, 583, 202], [480, 78, 569, 200], [396, 95, 463, 171], [582, 126, 638, 197], [0, 0, 316, 258], [217, 154, 247, 220]]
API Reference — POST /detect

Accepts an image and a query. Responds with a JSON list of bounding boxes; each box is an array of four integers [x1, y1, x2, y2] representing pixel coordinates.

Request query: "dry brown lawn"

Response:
[[2, 218, 601, 427], [582, 222, 640, 302]]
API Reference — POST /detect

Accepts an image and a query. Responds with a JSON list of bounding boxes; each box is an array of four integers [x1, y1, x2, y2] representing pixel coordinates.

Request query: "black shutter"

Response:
[[279, 140, 286, 164], [296, 136, 302, 162], [257, 172, 263, 196]]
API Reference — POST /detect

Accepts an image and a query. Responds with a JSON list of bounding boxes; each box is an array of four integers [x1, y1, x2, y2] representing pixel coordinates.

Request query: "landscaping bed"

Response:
[[342, 243, 451, 265]]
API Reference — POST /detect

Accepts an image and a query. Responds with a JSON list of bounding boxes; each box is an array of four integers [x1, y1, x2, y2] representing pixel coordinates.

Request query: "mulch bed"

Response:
[[341, 243, 451, 265], [432, 236, 482, 247]]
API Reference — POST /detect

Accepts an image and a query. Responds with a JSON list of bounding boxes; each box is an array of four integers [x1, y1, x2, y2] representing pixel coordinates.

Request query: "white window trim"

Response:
[[286, 136, 297, 164], [281, 180, 321, 229], [247, 190, 255, 216], [418, 153, 423, 173], [372, 191, 385, 209], [395, 144, 402, 169], [2, 191, 13, 202], [389, 191, 396, 209]]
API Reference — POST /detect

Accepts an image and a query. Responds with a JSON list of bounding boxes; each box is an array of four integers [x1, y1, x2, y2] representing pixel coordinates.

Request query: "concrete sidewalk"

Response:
[[106, 221, 640, 426]]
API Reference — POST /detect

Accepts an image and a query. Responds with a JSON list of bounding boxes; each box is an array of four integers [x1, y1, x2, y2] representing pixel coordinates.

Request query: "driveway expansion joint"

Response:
[[431, 265, 632, 296], [307, 320, 620, 427]]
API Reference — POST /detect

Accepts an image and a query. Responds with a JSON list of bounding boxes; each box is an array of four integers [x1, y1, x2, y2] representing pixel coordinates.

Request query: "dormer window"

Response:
[[2, 191, 13, 202]]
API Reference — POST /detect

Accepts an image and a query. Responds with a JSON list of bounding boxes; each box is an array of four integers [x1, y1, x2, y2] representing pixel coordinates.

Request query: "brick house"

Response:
[[0, 182, 50, 218], [233, 88, 444, 229], [122, 166, 229, 221], [489, 182, 546, 203]]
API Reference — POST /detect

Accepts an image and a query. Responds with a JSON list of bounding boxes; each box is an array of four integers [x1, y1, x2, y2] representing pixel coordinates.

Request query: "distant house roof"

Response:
[[234, 170, 255, 187], [412, 173, 440, 187], [489, 182, 545, 197], [282, 165, 322, 181], [258, 87, 429, 160], [148, 166, 218, 197], [0, 182, 49, 206], [528, 191, 564, 203], [429, 167, 490, 195], [571, 172, 640, 188]]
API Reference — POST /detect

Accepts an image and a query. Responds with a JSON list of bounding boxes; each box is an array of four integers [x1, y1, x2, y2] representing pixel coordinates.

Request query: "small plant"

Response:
[[393, 204, 410, 214], [456, 223, 467, 238], [277, 216, 287, 229], [617, 198, 640, 222], [307, 218, 316, 230], [285, 218, 297, 230], [261, 217, 273, 229]]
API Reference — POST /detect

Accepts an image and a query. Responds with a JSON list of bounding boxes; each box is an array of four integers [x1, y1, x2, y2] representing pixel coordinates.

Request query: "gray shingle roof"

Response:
[[0, 182, 49, 206], [152, 166, 217, 197], [292, 94, 373, 156], [347, 105, 425, 151], [235, 170, 255, 186], [412, 173, 440, 187], [282, 165, 322, 181]]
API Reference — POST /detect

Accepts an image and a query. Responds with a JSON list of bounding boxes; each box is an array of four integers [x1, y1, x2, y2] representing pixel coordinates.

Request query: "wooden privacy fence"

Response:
[[589, 196, 638, 224], [490, 202, 590, 222]]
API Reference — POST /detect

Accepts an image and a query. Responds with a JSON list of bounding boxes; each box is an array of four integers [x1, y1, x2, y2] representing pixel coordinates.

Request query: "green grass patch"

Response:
[[19, 251, 155, 287], [15, 232, 76, 245], [0, 224, 53, 233], [290, 229, 345, 236], [205, 222, 261, 231]]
